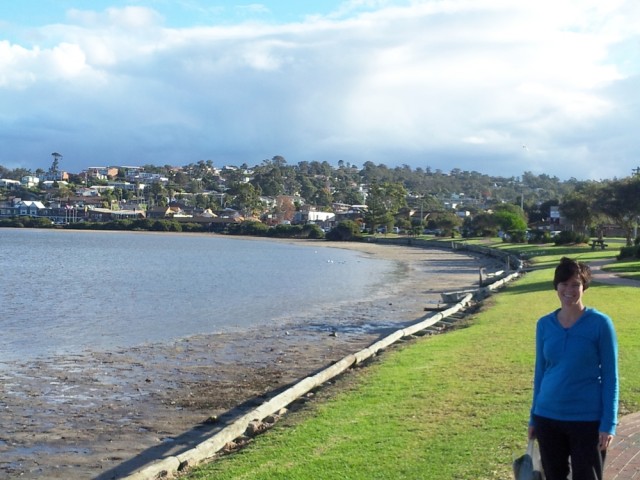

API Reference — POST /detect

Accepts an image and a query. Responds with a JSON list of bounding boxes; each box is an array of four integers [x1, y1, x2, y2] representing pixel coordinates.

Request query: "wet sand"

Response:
[[0, 241, 501, 479]]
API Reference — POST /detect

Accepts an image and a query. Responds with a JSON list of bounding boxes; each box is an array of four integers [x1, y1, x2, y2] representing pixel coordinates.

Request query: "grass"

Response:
[[184, 241, 640, 480], [602, 258, 640, 281]]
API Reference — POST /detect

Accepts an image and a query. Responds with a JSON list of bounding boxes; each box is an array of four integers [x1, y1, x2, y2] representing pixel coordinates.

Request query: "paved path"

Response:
[[606, 412, 640, 480], [590, 259, 640, 288], [589, 260, 640, 479]]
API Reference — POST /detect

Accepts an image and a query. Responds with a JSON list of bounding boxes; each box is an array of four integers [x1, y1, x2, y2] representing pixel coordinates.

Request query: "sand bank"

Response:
[[0, 241, 501, 480]]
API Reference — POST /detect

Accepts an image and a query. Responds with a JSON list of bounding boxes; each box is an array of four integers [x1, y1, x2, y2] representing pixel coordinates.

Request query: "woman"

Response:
[[529, 257, 619, 480]]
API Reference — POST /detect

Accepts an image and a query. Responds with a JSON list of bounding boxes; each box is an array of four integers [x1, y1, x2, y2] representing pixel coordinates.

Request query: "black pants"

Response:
[[533, 415, 606, 480]]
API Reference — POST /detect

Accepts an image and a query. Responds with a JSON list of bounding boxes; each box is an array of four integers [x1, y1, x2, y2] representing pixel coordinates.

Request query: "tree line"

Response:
[[1, 157, 639, 246]]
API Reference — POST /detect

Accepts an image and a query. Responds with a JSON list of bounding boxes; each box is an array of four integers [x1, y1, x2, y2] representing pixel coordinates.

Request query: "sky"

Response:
[[1, 0, 639, 181]]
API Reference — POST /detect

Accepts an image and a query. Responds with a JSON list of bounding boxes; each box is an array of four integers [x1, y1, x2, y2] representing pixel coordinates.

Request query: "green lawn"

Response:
[[184, 242, 640, 480], [602, 258, 640, 281]]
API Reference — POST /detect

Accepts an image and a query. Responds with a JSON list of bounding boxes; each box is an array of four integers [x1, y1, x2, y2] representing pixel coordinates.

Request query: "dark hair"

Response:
[[553, 257, 591, 290]]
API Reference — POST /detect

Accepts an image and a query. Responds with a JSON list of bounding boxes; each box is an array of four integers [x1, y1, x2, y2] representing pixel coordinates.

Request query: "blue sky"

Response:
[[1, 0, 639, 181], [2, 1, 353, 31]]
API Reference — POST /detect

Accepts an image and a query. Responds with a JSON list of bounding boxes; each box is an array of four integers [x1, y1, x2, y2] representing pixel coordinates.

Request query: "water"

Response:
[[0, 228, 398, 363]]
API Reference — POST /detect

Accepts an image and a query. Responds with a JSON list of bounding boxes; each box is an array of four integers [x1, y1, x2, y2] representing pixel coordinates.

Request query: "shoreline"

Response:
[[0, 240, 500, 480]]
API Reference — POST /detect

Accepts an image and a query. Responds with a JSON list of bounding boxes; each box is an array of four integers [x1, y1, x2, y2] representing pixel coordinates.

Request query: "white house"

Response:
[[21, 176, 40, 188], [14, 200, 47, 216], [0, 179, 21, 189]]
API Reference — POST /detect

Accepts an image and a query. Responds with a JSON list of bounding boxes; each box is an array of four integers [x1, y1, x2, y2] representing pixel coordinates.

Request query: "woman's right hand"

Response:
[[528, 425, 535, 439]]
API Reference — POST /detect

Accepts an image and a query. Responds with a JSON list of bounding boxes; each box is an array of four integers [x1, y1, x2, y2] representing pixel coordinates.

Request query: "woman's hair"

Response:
[[553, 257, 592, 290]]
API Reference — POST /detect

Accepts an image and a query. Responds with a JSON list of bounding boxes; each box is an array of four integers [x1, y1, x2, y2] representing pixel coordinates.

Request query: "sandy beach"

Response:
[[0, 240, 501, 480]]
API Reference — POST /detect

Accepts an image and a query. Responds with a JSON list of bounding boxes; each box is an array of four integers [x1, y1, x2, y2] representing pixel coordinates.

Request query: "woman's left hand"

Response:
[[599, 432, 614, 451]]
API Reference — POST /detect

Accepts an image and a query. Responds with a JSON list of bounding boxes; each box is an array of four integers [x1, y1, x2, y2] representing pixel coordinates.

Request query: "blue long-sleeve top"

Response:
[[530, 307, 619, 434]]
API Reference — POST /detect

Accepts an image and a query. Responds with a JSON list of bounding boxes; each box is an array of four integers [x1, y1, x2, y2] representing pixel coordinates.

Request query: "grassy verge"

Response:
[[184, 243, 640, 480], [602, 259, 640, 281]]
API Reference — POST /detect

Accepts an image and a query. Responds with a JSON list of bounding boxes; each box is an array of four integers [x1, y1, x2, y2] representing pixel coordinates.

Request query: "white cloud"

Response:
[[236, 4, 271, 16], [0, 0, 639, 180], [67, 6, 164, 29]]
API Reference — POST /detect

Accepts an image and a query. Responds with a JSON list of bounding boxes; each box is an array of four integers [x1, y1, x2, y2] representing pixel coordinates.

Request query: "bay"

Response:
[[0, 229, 397, 364]]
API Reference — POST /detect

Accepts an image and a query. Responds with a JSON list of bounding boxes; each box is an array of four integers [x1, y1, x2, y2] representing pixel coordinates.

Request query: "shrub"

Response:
[[326, 220, 362, 241], [506, 230, 527, 243], [0, 217, 53, 228], [528, 230, 552, 244], [553, 230, 589, 245], [131, 219, 155, 230], [228, 220, 269, 236], [150, 220, 168, 231], [618, 245, 640, 260], [180, 222, 207, 233], [301, 223, 325, 239], [0, 218, 24, 228], [268, 224, 304, 238]]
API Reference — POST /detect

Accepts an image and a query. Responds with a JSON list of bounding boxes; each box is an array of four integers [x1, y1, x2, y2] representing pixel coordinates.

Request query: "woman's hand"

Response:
[[528, 425, 535, 440], [599, 432, 614, 451]]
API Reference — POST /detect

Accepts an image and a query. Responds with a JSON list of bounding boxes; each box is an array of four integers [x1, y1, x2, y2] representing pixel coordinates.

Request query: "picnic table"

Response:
[[591, 239, 608, 250]]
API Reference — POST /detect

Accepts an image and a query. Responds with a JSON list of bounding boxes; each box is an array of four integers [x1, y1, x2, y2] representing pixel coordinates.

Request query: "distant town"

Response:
[[1, 154, 639, 245]]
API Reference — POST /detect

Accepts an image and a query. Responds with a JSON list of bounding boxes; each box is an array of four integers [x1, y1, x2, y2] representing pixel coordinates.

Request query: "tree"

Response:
[[559, 186, 602, 234], [493, 206, 528, 233], [487, 204, 528, 241], [228, 182, 262, 217], [427, 211, 463, 236], [527, 199, 559, 224], [148, 182, 166, 207], [325, 220, 362, 241], [365, 182, 407, 232], [311, 188, 333, 207], [408, 194, 441, 226], [595, 177, 640, 246], [466, 212, 499, 237], [274, 195, 296, 224], [50, 152, 62, 174]]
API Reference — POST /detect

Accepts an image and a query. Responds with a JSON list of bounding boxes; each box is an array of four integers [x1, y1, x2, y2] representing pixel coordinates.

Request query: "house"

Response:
[[147, 206, 175, 219], [0, 179, 21, 189], [293, 207, 335, 225], [41, 180, 69, 189], [21, 176, 40, 188], [83, 167, 119, 181], [173, 209, 220, 225], [85, 207, 145, 222], [12, 200, 47, 217], [107, 181, 147, 193], [40, 170, 69, 182]]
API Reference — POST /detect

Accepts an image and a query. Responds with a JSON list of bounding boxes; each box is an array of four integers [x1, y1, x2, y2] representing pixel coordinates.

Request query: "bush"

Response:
[[618, 245, 640, 260], [528, 230, 552, 244], [301, 223, 325, 239], [0, 218, 24, 228], [150, 220, 182, 232], [0, 216, 52, 228], [131, 219, 155, 230], [229, 220, 270, 236], [180, 222, 207, 233], [326, 220, 362, 241], [268, 224, 304, 238], [553, 230, 589, 245], [505, 230, 527, 244]]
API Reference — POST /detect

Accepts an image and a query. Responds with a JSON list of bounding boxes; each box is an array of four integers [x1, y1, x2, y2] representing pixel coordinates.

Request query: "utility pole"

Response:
[[632, 166, 640, 177]]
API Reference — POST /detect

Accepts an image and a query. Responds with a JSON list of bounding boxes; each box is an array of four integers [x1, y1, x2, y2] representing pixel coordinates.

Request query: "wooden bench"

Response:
[[591, 239, 608, 250]]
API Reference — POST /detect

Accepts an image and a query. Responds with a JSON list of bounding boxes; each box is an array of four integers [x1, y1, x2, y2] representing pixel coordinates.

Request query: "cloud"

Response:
[[1, 0, 638, 180], [235, 4, 271, 16], [66, 6, 164, 29]]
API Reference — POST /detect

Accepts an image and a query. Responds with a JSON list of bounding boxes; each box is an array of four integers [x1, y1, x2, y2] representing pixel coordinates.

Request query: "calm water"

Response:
[[0, 229, 397, 363]]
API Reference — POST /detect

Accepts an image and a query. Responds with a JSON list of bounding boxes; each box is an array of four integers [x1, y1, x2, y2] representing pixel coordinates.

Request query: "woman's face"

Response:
[[556, 274, 584, 308]]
